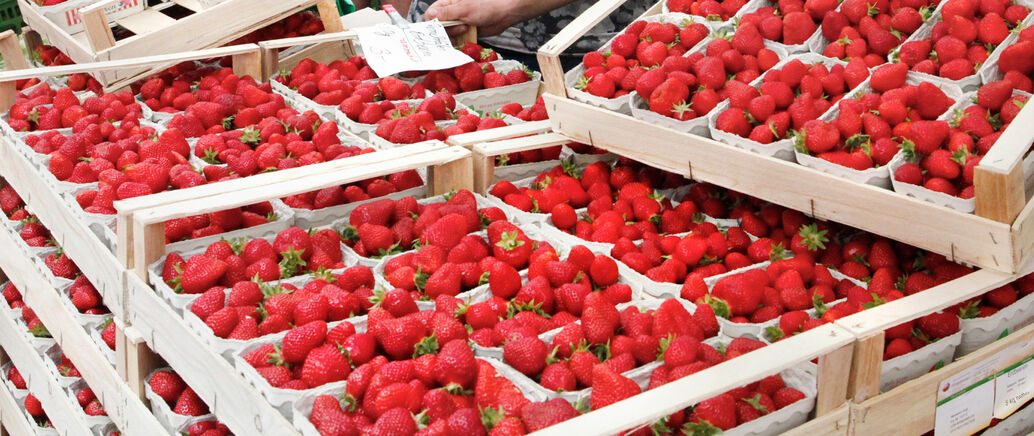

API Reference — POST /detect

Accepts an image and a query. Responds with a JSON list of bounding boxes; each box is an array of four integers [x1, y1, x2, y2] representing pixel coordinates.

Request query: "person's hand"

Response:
[[425, 0, 520, 37]]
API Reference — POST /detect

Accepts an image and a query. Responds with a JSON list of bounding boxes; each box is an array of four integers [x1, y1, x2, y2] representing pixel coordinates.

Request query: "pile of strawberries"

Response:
[[343, 93, 457, 144], [466, 244, 635, 348], [16, 216, 56, 249], [714, 57, 870, 143], [652, 372, 806, 433], [954, 274, 1034, 318], [0, 181, 26, 220], [73, 386, 107, 417], [612, 223, 775, 284], [181, 419, 233, 436], [155, 73, 289, 137], [230, 10, 325, 44], [382, 221, 548, 300], [575, 18, 709, 100], [796, 63, 957, 171], [147, 369, 211, 417], [894, 80, 1027, 198], [32, 44, 101, 93], [667, 0, 752, 21], [279, 60, 424, 106], [3, 282, 24, 311], [280, 169, 424, 211], [24, 393, 52, 428], [9, 85, 143, 132], [897, 0, 1030, 79], [417, 61, 535, 95], [340, 190, 505, 260], [820, 0, 939, 66], [160, 226, 348, 295], [67, 275, 109, 315], [738, 0, 831, 46], [493, 161, 687, 239], [499, 96, 551, 122], [187, 263, 383, 340], [163, 202, 280, 244]]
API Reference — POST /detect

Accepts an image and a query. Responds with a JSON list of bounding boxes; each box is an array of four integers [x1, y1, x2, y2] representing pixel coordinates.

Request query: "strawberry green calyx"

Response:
[[951, 148, 970, 166], [681, 420, 723, 435], [240, 126, 261, 145], [29, 322, 50, 338], [764, 326, 785, 342], [591, 341, 612, 362], [495, 231, 526, 252], [898, 138, 918, 161], [861, 292, 887, 309], [651, 418, 673, 436], [959, 300, 982, 319], [480, 406, 506, 431], [477, 271, 490, 286], [797, 224, 829, 251], [656, 333, 678, 361], [495, 153, 510, 167], [844, 133, 871, 151], [507, 300, 550, 318], [278, 247, 307, 278], [312, 267, 336, 283], [412, 333, 440, 357], [561, 157, 579, 177], [812, 293, 828, 316], [338, 226, 359, 242], [414, 268, 430, 291], [703, 294, 732, 319], [574, 75, 591, 91], [769, 243, 789, 261], [743, 393, 770, 414]]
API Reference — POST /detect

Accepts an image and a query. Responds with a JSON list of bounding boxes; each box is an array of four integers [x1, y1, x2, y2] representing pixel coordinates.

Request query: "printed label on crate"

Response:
[[935, 376, 995, 436], [353, 20, 472, 77], [994, 354, 1034, 419], [935, 355, 1002, 436], [65, 0, 139, 26]]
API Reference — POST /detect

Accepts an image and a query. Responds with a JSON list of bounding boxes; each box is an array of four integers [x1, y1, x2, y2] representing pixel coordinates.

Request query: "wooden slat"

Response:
[[446, 120, 554, 148], [0, 224, 166, 434], [130, 145, 469, 225], [102, 0, 314, 60], [0, 43, 260, 82], [17, 3, 93, 63], [80, 3, 116, 53], [781, 404, 852, 436], [315, 0, 345, 33], [847, 333, 885, 403], [472, 132, 572, 156], [531, 324, 855, 435], [816, 343, 854, 415], [0, 298, 93, 435], [975, 163, 1026, 224], [1011, 199, 1034, 268], [171, 0, 205, 12], [114, 10, 178, 37], [543, 93, 1019, 273], [852, 321, 1034, 435]]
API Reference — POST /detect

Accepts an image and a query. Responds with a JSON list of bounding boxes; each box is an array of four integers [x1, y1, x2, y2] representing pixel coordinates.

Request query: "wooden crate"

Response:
[[531, 323, 856, 435], [0, 216, 166, 435], [534, 0, 1034, 274], [0, 363, 36, 436], [850, 320, 1034, 434], [446, 120, 559, 194], [17, 0, 344, 90]]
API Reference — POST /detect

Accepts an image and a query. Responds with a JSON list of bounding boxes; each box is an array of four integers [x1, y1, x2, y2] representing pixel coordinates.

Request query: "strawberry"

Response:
[[503, 336, 548, 376], [590, 364, 640, 410]]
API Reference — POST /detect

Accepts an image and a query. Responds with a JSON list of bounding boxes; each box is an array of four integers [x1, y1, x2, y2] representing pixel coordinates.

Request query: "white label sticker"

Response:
[[995, 355, 1034, 419], [354, 20, 473, 77], [935, 376, 995, 436]]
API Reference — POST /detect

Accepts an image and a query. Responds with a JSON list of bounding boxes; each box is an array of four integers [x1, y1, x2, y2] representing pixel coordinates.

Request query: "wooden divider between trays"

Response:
[[461, 127, 570, 194], [18, 0, 345, 90], [0, 220, 167, 435], [532, 0, 1034, 274]]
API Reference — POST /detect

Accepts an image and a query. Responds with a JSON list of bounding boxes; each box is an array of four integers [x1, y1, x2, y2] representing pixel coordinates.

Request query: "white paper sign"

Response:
[[353, 20, 473, 77], [935, 377, 995, 436], [995, 355, 1034, 419]]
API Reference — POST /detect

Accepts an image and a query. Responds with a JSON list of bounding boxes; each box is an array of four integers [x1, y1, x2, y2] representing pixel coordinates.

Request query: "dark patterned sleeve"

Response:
[[408, 0, 654, 55]]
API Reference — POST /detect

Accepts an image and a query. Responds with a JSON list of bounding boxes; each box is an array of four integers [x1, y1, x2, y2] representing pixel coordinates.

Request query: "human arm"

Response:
[[425, 0, 584, 37]]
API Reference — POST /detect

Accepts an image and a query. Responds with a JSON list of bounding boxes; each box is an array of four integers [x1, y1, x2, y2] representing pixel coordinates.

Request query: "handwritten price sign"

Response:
[[353, 20, 473, 77]]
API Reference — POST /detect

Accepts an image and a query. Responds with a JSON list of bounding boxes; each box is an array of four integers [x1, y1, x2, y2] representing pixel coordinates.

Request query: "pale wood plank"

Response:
[[782, 404, 852, 436], [446, 120, 554, 148], [429, 153, 474, 195], [975, 163, 1026, 224], [316, 0, 345, 33], [0, 30, 29, 70], [816, 343, 854, 415], [231, 49, 263, 80], [472, 149, 494, 195], [81, 6, 116, 53], [847, 332, 885, 403], [114, 9, 177, 36]]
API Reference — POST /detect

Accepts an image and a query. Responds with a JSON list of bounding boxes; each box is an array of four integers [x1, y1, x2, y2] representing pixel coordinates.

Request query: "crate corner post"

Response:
[[429, 147, 474, 196], [79, 0, 116, 53]]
